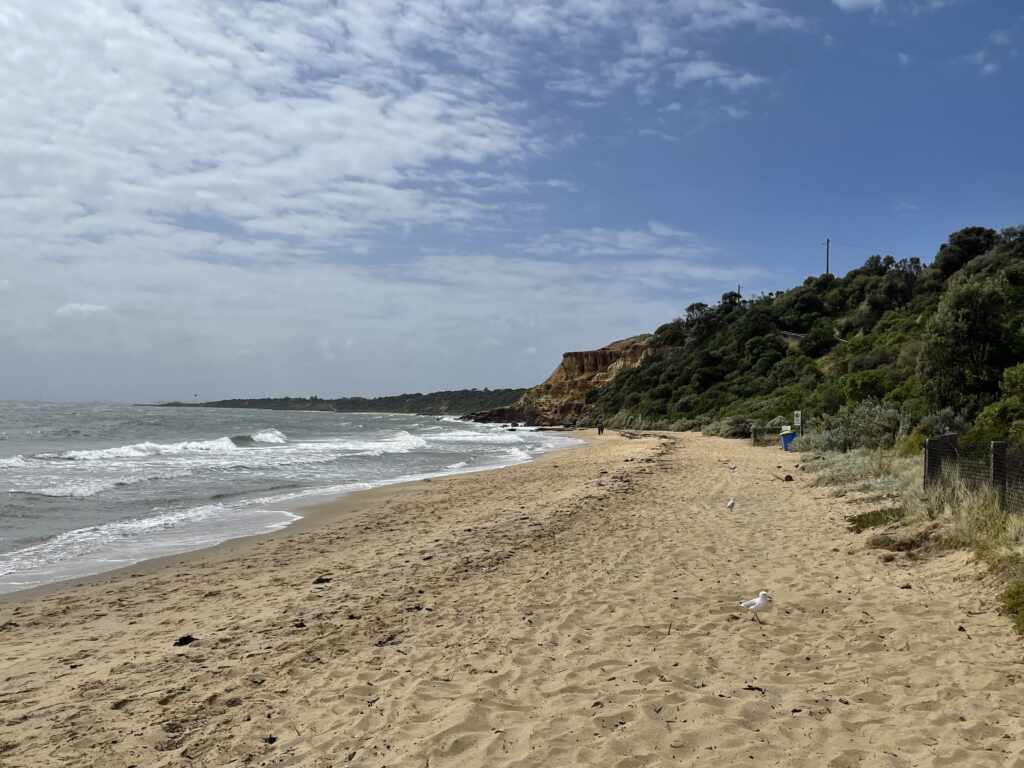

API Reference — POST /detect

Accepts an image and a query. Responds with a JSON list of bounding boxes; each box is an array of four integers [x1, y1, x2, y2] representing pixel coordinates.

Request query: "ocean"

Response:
[[0, 402, 580, 594]]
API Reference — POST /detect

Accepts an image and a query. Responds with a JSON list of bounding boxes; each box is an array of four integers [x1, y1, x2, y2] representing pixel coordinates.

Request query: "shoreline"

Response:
[[0, 430, 587, 606], [3, 430, 1023, 767]]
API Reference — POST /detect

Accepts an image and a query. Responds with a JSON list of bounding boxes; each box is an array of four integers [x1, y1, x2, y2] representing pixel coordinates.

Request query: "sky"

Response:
[[1, 0, 1022, 402]]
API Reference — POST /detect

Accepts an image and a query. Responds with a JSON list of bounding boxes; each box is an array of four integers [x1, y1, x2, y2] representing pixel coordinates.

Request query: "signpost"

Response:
[[794, 410, 802, 436]]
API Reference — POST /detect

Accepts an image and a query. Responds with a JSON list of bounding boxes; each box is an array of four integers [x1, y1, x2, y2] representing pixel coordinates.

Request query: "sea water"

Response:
[[0, 402, 580, 593]]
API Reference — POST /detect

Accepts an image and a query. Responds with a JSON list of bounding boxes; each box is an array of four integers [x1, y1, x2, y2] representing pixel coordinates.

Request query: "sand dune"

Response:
[[2, 432, 1023, 767]]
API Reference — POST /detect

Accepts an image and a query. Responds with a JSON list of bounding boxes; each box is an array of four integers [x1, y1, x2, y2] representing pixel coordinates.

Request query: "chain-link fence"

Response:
[[924, 433, 1024, 514], [1005, 447, 1024, 514]]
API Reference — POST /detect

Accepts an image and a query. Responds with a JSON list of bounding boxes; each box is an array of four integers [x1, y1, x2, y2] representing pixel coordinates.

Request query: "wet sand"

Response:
[[1, 431, 1023, 767]]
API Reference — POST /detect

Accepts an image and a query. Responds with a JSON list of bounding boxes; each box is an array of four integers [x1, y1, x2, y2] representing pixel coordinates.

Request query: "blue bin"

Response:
[[780, 431, 797, 451]]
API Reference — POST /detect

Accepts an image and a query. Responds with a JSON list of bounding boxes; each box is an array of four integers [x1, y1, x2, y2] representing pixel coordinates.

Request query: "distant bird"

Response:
[[725, 498, 735, 511], [740, 591, 773, 624]]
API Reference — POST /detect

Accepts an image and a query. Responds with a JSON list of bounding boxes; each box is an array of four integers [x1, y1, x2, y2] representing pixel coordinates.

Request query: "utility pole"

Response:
[[825, 238, 831, 276]]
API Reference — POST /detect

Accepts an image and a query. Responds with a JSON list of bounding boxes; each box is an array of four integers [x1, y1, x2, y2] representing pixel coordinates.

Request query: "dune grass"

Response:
[[802, 447, 1024, 632], [847, 507, 905, 533]]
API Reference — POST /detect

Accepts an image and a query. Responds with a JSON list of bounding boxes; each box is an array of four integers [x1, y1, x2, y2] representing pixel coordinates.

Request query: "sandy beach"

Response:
[[2, 431, 1023, 767]]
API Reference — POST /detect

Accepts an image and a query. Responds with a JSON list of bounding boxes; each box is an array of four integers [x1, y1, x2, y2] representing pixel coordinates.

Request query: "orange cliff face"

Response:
[[465, 335, 653, 426]]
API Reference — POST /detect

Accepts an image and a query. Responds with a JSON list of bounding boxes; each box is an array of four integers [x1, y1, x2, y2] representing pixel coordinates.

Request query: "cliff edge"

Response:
[[465, 335, 653, 426]]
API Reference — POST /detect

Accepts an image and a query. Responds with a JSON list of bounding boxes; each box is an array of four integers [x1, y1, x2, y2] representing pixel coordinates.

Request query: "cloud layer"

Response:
[[1, 0, 799, 400], [3, 0, 796, 257]]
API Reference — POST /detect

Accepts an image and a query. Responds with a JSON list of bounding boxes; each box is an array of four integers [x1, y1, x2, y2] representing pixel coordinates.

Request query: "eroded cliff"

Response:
[[466, 335, 653, 426]]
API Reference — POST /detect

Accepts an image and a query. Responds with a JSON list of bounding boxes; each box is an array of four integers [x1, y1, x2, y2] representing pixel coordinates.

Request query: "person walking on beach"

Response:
[[596, 420, 605, 436]]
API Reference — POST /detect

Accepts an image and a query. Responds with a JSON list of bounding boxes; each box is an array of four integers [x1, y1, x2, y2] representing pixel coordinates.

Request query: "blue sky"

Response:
[[1, 0, 1021, 401]]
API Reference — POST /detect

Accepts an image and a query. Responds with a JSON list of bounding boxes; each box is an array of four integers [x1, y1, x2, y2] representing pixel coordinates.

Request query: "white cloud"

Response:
[[632, 20, 670, 56], [722, 105, 751, 119], [832, 0, 884, 11], [521, 222, 750, 285], [3, 1, 539, 265], [834, 0, 958, 14], [675, 60, 766, 91], [4, 0, 794, 259], [544, 1, 795, 104], [638, 128, 679, 142], [546, 69, 616, 100], [55, 303, 111, 316], [989, 30, 1011, 47], [909, 0, 957, 12], [968, 44, 1007, 77]]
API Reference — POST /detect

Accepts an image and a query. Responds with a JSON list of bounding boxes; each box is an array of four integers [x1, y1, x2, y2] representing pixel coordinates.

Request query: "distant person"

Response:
[[596, 421, 605, 436]]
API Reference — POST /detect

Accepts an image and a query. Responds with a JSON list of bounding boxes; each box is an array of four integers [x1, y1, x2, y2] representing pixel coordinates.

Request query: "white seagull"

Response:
[[740, 591, 773, 624], [725, 498, 735, 511]]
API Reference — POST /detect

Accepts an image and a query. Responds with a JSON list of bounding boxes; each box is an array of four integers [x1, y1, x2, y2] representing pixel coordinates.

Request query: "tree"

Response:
[[933, 226, 998, 277], [685, 302, 709, 323], [799, 319, 838, 357], [843, 369, 894, 403], [969, 363, 1024, 444], [778, 287, 826, 332], [719, 291, 742, 310], [918, 275, 1023, 414]]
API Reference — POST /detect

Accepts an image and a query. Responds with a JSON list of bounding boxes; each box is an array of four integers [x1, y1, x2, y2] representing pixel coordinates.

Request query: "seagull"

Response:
[[726, 498, 735, 511], [740, 591, 773, 624]]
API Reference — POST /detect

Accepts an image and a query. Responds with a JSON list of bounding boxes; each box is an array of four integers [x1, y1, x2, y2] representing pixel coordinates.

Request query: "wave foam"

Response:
[[0, 504, 301, 582], [46, 437, 239, 461], [426, 429, 523, 445], [321, 430, 429, 456], [10, 469, 195, 499], [230, 428, 287, 446], [251, 428, 287, 444], [13, 479, 126, 499], [504, 447, 534, 463], [0, 455, 28, 467]]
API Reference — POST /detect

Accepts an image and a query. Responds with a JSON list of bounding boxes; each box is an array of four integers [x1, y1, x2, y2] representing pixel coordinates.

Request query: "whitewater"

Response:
[[0, 402, 580, 593]]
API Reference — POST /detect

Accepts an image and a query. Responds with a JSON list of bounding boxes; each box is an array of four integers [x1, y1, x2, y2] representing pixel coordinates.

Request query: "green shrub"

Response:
[[895, 432, 925, 456], [916, 408, 970, 438], [701, 416, 753, 439], [804, 399, 900, 452], [1001, 571, 1024, 634], [799, 320, 838, 357]]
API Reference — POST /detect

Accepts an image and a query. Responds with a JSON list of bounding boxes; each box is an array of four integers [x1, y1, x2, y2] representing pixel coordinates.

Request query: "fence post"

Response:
[[923, 437, 932, 490], [991, 441, 1008, 512], [924, 437, 945, 489]]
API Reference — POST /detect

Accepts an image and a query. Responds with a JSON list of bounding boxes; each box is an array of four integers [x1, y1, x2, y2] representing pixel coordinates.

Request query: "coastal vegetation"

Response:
[[803, 448, 1024, 633], [162, 388, 527, 416], [584, 225, 1024, 446]]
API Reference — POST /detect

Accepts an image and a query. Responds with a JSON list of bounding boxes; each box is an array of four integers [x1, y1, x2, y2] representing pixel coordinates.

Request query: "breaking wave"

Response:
[[230, 428, 287, 446], [10, 469, 194, 499], [38, 429, 288, 460]]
